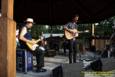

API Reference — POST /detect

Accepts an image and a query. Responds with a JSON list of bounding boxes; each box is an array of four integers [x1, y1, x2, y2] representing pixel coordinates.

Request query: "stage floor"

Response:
[[16, 55, 115, 77], [16, 55, 67, 77]]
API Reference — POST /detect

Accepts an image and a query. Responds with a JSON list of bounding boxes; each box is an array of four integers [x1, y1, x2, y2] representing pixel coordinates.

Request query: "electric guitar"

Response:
[[64, 29, 89, 40], [26, 39, 41, 51]]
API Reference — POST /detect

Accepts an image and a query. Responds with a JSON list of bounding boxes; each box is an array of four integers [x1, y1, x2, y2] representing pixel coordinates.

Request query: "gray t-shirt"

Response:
[[64, 22, 78, 29]]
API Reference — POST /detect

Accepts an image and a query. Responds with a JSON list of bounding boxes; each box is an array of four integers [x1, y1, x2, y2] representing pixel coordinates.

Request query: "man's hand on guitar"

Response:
[[72, 31, 77, 36], [28, 40, 37, 44], [64, 28, 79, 40]]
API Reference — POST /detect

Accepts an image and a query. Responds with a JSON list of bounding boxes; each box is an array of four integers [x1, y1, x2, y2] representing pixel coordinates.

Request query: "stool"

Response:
[[16, 49, 33, 73]]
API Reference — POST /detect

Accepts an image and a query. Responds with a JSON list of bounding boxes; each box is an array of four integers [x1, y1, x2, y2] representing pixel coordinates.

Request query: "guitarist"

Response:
[[64, 14, 79, 64], [19, 18, 46, 72]]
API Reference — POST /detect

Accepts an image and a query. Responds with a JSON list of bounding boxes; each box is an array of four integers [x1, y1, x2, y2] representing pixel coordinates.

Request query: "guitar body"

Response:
[[26, 38, 47, 51], [26, 43, 39, 51], [26, 39, 41, 51], [64, 29, 78, 40]]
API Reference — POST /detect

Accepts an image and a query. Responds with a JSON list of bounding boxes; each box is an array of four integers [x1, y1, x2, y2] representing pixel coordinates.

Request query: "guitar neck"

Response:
[[78, 30, 89, 33], [36, 39, 41, 43], [78, 31, 84, 33]]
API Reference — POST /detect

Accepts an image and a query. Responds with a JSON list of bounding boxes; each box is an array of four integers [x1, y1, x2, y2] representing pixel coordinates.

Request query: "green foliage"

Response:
[[31, 24, 64, 39], [94, 16, 115, 36], [50, 25, 63, 33], [31, 24, 49, 39], [30, 16, 115, 39]]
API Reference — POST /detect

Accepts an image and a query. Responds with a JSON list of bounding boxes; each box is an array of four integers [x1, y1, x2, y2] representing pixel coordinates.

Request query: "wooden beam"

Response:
[[0, 0, 16, 77], [92, 24, 95, 45], [1, 0, 14, 18]]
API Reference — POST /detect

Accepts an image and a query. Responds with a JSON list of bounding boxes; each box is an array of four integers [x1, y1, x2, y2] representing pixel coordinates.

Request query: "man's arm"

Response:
[[64, 25, 78, 34], [19, 27, 35, 44], [64, 23, 75, 34]]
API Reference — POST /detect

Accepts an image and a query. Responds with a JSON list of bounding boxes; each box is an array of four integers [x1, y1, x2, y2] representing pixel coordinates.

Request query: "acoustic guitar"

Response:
[[64, 29, 89, 40]]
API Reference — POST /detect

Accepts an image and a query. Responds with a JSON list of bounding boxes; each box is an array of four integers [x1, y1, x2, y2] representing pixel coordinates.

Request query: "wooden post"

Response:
[[0, 0, 16, 77], [92, 24, 95, 45]]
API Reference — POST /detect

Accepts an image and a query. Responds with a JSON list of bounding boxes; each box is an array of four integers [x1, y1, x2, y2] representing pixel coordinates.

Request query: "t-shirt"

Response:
[[19, 26, 32, 49], [64, 22, 78, 29]]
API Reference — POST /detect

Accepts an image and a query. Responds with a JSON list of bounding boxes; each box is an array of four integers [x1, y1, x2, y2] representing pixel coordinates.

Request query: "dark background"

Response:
[[0, 0, 115, 25]]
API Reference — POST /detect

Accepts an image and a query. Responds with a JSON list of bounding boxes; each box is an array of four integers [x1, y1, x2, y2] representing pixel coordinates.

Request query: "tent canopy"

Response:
[[13, 0, 115, 25]]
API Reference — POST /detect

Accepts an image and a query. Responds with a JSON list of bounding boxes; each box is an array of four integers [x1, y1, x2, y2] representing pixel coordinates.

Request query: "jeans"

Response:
[[67, 39, 77, 63], [34, 46, 45, 69]]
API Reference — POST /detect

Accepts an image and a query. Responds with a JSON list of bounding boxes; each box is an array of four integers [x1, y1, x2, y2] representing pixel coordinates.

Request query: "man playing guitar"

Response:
[[64, 14, 79, 64], [19, 18, 46, 72]]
